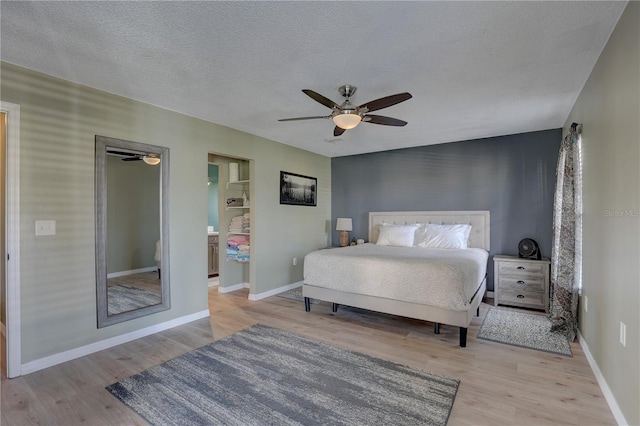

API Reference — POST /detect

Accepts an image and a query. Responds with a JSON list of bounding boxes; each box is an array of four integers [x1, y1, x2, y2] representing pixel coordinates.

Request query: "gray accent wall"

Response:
[[332, 129, 561, 291]]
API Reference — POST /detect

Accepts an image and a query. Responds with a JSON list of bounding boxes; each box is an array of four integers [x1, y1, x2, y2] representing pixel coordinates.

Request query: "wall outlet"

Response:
[[620, 322, 626, 347], [584, 295, 588, 312], [292, 257, 297, 266]]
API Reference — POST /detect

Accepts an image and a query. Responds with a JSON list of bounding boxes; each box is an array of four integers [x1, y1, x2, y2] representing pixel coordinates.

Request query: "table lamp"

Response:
[[336, 218, 353, 247]]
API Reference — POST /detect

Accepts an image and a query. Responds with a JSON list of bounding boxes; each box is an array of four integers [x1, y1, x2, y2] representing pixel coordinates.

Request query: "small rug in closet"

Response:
[[477, 308, 572, 356], [277, 287, 321, 304], [106, 324, 459, 426]]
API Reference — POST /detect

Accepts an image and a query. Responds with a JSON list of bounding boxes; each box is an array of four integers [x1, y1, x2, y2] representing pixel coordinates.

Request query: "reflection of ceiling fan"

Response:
[[107, 149, 161, 165], [279, 85, 412, 137]]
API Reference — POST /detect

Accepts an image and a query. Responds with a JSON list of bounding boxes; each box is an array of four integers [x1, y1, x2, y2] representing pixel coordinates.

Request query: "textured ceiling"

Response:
[[0, 1, 626, 157]]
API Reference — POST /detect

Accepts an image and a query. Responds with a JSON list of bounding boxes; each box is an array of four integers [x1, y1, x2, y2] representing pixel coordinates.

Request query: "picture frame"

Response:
[[280, 171, 317, 207]]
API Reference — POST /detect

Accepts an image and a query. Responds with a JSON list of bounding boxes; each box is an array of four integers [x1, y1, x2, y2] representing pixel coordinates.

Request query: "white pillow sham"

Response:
[[376, 224, 419, 247], [415, 223, 472, 249]]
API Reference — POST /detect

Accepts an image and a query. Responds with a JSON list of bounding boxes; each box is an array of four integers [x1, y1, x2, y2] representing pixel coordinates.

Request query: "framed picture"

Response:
[[280, 171, 317, 206]]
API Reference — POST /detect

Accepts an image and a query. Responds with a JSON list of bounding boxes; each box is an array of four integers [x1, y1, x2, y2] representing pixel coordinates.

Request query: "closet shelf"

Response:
[[227, 258, 250, 263], [226, 179, 250, 189]]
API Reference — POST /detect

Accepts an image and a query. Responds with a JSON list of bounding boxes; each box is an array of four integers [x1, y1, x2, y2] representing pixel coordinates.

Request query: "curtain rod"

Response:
[[570, 122, 583, 135]]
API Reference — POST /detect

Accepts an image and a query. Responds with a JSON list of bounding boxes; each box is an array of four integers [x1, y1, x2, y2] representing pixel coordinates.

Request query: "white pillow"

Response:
[[376, 224, 419, 247], [415, 223, 472, 249]]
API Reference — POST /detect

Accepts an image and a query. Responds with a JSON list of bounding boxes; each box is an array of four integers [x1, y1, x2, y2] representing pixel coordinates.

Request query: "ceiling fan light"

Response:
[[142, 156, 161, 165], [332, 112, 362, 130]]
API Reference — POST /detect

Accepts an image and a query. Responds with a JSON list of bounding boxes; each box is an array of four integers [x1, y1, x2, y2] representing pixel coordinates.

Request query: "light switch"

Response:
[[35, 220, 56, 236]]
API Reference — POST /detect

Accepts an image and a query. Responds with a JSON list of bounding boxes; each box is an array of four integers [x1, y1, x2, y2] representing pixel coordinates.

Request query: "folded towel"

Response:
[[227, 235, 250, 245]]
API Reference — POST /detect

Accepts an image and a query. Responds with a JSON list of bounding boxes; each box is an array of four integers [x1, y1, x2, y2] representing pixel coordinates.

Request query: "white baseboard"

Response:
[[578, 330, 628, 426], [21, 310, 210, 376], [107, 266, 157, 279], [217, 282, 249, 293], [486, 291, 494, 298], [248, 281, 303, 301]]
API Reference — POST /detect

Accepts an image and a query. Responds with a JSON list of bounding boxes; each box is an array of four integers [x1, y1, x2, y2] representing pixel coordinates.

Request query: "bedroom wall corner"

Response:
[[564, 2, 639, 425]]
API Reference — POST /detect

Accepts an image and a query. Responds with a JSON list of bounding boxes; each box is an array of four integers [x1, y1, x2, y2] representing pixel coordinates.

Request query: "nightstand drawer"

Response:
[[500, 289, 544, 308], [498, 261, 546, 278], [208, 235, 219, 244], [499, 277, 544, 293]]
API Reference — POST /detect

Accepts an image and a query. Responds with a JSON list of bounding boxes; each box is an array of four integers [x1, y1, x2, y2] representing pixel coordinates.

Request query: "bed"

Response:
[[302, 211, 490, 347]]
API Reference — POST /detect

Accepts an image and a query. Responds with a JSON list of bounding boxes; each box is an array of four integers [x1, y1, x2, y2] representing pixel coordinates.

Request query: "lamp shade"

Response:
[[332, 113, 362, 130], [336, 217, 353, 231], [142, 156, 161, 165]]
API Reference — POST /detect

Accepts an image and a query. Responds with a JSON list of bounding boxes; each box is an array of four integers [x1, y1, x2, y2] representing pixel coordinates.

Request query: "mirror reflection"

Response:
[[95, 135, 170, 328]]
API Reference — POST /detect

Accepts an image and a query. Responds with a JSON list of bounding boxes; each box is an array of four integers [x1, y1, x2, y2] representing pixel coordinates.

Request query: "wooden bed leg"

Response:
[[459, 327, 467, 347], [332, 303, 339, 313], [434, 323, 440, 334], [304, 297, 310, 312]]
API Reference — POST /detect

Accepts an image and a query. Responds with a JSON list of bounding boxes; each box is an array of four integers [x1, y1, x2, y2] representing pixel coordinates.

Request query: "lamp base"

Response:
[[339, 231, 349, 247]]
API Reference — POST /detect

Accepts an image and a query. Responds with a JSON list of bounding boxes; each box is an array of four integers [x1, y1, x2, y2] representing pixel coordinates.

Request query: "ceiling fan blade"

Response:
[[302, 90, 339, 109], [358, 92, 412, 113], [278, 115, 330, 122], [108, 150, 136, 156], [363, 115, 408, 127], [334, 126, 346, 137]]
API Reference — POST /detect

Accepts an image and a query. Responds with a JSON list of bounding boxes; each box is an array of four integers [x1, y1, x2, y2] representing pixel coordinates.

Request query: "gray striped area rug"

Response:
[[107, 284, 162, 315], [107, 324, 459, 425]]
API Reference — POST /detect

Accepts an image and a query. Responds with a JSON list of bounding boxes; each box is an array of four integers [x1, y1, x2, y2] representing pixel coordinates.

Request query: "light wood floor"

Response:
[[1, 289, 616, 425]]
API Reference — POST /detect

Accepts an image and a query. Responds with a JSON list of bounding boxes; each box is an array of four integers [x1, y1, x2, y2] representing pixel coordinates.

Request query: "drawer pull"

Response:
[[517, 280, 525, 284], [516, 294, 525, 299], [517, 266, 525, 270]]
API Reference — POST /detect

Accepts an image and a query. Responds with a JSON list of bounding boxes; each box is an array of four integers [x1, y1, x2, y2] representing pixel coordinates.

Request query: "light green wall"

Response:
[[1, 62, 331, 364], [207, 164, 219, 230], [564, 3, 639, 424]]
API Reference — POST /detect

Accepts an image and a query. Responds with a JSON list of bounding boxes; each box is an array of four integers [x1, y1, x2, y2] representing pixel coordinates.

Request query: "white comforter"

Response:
[[303, 243, 488, 312]]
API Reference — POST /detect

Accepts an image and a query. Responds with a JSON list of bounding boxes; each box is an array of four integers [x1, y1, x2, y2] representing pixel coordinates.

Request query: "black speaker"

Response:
[[518, 238, 541, 260]]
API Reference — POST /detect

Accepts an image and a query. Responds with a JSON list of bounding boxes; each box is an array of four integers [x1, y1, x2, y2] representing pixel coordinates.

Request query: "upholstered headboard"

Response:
[[368, 210, 490, 250]]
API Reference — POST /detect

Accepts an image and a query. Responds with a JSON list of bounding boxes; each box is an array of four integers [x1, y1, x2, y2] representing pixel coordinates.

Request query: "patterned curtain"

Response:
[[549, 127, 580, 341]]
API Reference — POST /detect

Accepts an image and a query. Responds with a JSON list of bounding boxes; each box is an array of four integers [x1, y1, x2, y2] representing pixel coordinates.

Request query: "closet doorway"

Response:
[[207, 153, 253, 296]]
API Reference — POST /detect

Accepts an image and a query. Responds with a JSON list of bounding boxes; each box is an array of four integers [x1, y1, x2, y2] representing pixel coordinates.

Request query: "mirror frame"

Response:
[[95, 135, 170, 328]]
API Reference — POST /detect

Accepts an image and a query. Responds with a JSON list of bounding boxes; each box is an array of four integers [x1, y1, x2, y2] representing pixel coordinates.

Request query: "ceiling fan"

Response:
[[278, 85, 412, 137], [107, 149, 161, 165]]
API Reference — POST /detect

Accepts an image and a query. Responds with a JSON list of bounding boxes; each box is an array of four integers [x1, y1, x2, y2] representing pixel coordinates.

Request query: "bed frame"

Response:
[[303, 210, 490, 347]]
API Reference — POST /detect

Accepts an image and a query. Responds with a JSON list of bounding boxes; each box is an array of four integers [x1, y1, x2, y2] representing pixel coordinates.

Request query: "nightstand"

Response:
[[493, 255, 550, 312]]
